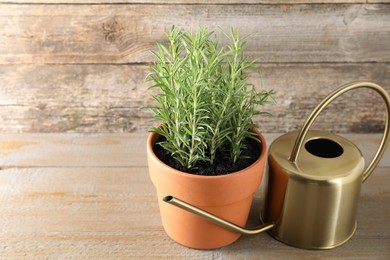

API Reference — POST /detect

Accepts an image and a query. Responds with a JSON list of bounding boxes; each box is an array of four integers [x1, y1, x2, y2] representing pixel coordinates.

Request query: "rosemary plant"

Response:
[[147, 26, 274, 170]]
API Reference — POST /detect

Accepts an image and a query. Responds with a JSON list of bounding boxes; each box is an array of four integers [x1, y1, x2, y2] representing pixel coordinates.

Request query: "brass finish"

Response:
[[265, 130, 364, 249], [162, 81, 390, 250], [163, 196, 275, 235], [264, 81, 390, 249]]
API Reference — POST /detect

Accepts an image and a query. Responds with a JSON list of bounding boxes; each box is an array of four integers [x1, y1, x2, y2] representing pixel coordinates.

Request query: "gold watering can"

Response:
[[163, 81, 390, 249]]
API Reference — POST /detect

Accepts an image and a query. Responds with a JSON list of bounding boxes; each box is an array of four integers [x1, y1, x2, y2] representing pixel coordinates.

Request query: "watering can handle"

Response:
[[289, 81, 390, 182]]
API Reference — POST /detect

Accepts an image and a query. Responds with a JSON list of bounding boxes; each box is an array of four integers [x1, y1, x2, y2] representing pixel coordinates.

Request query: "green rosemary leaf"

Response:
[[147, 26, 275, 169]]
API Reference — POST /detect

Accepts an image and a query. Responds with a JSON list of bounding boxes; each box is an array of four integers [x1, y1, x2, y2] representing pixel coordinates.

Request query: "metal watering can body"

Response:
[[265, 130, 365, 249], [163, 81, 390, 249]]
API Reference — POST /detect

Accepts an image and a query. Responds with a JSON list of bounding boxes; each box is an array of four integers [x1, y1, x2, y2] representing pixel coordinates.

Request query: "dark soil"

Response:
[[153, 137, 262, 176]]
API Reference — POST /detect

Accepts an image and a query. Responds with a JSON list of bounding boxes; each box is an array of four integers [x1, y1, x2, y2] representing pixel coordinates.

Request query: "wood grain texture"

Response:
[[1, 2, 389, 133], [1, 4, 389, 64], [1, 63, 389, 133], [0, 134, 389, 259], [0, 133, 148, 167], [3, 1, 390, 5], [0, 133, 388, 167], [2, 1, 385, 4]]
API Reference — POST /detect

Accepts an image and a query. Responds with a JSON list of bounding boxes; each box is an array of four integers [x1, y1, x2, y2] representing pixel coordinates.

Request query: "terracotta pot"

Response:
[[147, 128, 267, 249]]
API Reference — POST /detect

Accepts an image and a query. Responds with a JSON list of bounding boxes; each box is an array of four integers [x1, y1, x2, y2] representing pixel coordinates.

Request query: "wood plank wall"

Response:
[[0, 1, 389, 133]]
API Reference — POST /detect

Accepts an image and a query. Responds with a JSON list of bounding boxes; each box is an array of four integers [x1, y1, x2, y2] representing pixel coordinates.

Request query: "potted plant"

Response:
[[146, 26, 274, 249]]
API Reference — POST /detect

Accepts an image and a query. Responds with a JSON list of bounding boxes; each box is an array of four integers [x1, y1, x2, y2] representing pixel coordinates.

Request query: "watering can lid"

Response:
[[269, 130, 364, 181]]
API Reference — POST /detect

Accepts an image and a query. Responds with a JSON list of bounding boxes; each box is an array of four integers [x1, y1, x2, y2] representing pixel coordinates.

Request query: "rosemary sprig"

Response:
[[147, 26, 274, 170]]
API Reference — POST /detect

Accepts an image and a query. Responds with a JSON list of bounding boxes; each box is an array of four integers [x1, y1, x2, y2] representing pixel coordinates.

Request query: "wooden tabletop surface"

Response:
[[0, 133, 389, 259]]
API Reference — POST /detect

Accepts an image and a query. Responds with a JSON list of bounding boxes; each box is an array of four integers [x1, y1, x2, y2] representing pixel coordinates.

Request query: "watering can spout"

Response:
[[163, 195, 275, 235]]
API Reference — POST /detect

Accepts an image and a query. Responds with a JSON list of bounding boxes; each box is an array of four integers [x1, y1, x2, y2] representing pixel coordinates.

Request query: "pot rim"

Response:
[[147, 127, 267, 179]]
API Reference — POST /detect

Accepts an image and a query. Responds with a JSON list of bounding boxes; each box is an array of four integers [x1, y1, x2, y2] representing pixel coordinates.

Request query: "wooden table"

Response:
[[0, 133, 389, 259]]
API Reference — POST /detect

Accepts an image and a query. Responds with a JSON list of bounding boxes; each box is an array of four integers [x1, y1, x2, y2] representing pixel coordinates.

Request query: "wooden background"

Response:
[[1, 2, 390, 259], [0, 1, 389, 133]]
